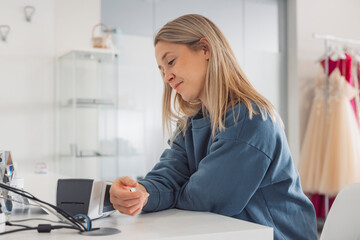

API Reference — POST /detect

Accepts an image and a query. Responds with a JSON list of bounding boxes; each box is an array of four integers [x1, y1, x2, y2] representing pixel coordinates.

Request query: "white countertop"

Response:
[[4, 208, 273, 239], [4, 170, 273, 239]]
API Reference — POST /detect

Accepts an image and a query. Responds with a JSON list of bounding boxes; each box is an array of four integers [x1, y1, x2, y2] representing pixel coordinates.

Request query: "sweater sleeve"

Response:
[[138, 132, 190, 212], [139, 131, 272, 216], [176, 138, 271, 217]]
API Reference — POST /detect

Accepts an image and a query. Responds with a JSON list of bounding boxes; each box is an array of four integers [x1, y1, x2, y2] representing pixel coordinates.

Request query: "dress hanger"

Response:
[[316, 45, 332, 63], [329, 45, 346, 61], [355, 50, 360, 62]]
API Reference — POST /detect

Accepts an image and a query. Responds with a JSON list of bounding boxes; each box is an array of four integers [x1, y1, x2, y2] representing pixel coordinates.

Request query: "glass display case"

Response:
[[57, 50, 119, 179]]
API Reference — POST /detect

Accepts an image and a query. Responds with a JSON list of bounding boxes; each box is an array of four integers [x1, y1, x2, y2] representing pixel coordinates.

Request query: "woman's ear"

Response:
[[199, 37, 210, 60]]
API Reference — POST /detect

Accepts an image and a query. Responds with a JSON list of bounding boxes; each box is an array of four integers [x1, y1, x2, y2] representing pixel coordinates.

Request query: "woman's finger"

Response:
[[113, 202, 142, 216], [111, 198, 140, 209], [121, 198, 141, 208], [110, 187, 145, 202], [130, 206, 143, 216], [119, 176, 138, 187]]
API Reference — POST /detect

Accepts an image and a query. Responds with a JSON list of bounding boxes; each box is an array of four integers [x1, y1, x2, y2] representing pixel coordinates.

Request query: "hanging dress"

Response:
[[310, 55, 357, 218], [318, 68, 360, 195], [299, 68, 360, 196]]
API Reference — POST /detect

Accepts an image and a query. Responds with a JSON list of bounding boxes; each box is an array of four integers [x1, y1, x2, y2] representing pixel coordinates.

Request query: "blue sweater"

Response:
[[138, 103, 317, 240]]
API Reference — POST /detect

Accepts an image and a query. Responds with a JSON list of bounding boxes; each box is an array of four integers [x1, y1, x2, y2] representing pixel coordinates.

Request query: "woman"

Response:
[[110, 14, 317, 240]]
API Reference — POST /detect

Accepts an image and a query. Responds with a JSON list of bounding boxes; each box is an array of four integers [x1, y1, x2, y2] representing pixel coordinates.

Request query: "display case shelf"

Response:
[[61, 98, 116, 108]]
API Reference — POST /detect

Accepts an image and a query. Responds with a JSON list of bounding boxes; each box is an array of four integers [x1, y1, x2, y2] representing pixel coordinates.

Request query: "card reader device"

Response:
[[56, 179, 115, 219]]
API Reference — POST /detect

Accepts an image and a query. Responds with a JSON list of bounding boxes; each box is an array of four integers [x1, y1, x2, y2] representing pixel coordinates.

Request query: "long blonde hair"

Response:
[[155, 14, 280, 139]]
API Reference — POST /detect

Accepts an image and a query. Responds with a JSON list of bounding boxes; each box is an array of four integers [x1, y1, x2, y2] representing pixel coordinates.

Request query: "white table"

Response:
[[4, 208, 273, 239]]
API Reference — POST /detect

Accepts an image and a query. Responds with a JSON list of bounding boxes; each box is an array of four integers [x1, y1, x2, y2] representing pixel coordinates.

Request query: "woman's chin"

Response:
[[179, 93, 200, 103], [181, 95, 192, 102]]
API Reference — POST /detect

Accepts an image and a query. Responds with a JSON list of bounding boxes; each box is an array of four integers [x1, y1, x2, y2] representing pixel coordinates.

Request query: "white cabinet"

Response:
[[57, 50, 118, 179]]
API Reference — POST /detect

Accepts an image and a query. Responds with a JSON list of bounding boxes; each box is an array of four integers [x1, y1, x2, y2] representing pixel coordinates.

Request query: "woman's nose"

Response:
[[164, 71, 174, 83]]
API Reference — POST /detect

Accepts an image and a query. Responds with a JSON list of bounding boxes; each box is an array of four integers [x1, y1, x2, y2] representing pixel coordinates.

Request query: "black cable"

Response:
[[0, 182, 88, 232], [9, 217, 72, 225], [0, 222, 81, 235], [6, 222, 33, 228], [0, 195, 78, 228], [36, 224, 80, 233], [0, 227, 37, 235], [0, 182, 85, 231]]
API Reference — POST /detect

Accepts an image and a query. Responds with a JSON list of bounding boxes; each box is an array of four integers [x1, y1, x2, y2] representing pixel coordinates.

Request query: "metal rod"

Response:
[[313, 33, 360, 46], [324, 195, 329, 218], [324, 40, 329, 114]]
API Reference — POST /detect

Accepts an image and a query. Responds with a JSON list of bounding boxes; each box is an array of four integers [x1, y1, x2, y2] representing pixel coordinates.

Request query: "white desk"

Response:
[[4, 209, 273, 239]]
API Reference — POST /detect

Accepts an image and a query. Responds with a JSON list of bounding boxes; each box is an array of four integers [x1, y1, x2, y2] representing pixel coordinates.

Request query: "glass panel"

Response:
[[113, 34, 163, 178], [57, 50, 119, 179]]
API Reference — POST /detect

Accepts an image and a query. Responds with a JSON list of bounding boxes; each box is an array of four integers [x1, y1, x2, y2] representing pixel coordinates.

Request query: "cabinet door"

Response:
[[58, 51, 118, 179]]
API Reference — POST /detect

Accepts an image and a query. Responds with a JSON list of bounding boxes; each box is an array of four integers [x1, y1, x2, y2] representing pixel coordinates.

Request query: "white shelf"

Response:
[[60, 98, 116, 108], [70, 47, 120, 56]]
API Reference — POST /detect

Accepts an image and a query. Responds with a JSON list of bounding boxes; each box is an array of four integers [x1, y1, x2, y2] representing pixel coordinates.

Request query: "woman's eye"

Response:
[[168, 59, 175, 65]]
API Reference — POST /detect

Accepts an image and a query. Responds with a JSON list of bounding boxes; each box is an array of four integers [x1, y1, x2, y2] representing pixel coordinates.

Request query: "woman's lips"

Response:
[[174, 82, 183, 90]]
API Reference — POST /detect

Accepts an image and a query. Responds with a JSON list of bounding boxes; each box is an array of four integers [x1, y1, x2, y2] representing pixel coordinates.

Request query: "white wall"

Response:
[[54, 0, 101, 56], [289, 0, 360, 165], [0, 0, 55, 173], [0, 0, 100, 203]]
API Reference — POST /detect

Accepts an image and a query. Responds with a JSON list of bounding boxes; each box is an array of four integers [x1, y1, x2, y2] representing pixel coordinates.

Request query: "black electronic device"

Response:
[[56, 179, 115, 219]]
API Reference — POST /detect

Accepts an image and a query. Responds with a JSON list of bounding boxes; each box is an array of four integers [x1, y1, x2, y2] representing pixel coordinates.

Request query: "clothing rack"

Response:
[[313, 33, 360, 217]]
